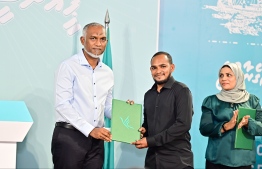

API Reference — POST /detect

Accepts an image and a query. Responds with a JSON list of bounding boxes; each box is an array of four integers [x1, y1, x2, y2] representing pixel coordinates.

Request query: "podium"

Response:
[[0, 101, 33, 169]]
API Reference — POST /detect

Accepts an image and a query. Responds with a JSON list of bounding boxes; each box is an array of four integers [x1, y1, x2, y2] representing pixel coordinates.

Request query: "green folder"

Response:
[[234, 107, 256, 150], [111, 99, 142, 144]]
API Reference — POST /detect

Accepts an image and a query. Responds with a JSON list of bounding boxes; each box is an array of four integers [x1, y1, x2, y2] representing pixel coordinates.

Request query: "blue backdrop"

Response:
[[159, 0, 262, 168]]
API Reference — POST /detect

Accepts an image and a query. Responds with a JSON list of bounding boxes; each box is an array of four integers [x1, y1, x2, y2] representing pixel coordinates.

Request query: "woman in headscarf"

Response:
[[199, 62, 262, 169]]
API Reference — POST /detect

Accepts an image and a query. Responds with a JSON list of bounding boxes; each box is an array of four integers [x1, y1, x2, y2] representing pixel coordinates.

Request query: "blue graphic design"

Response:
[[120, 116, 134, 129], [204, 1, 262, 36]]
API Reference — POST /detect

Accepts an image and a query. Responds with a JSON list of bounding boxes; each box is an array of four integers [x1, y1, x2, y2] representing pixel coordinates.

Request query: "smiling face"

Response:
[[150, 54, 175, 85], [219, 66, 237, 91], [80, 25, 107, 57]]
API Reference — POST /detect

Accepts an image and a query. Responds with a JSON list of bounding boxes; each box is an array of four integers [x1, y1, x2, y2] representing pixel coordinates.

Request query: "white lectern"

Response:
[[0, 101, 33, 169]]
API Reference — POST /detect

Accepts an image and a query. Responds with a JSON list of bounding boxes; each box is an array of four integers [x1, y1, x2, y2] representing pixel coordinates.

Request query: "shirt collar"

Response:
[[151, 76, 175, 90], [78, 49, 103, 67]]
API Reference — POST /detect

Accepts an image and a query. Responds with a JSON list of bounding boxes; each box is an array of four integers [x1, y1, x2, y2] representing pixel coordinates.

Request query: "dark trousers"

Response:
[[51, 126, 104, 169], [206, 160, 251, 169]]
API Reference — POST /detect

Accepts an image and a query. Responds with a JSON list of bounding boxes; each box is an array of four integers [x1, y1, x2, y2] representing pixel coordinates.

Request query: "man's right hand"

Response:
[[89, 128, 112, 142], [126, 99, 134, 105]]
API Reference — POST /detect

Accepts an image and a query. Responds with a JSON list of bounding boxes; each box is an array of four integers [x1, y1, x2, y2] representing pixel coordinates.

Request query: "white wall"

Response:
[[0, 0, 159, 168]]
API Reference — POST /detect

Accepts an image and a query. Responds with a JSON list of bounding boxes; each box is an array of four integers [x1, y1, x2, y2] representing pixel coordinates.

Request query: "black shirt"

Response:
[[142, 76, 194, 169]]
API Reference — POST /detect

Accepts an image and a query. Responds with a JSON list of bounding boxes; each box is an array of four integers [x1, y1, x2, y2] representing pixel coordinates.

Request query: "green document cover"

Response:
[[111, 99, 142, 144], [234, 107, 256, 150]]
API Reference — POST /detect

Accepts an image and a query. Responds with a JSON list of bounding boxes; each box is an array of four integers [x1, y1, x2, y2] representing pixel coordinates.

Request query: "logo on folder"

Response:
[[120, 116, 134, 129]]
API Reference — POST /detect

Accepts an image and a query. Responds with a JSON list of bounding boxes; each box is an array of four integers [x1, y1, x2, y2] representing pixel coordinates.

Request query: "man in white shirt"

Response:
[[51, 22, 114, 169]]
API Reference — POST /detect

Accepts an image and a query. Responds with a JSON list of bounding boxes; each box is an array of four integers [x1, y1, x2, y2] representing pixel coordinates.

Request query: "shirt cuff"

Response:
[[247, 118, 256, 135], [219, 121, 228, 137], [146, 136, 156, 147], [77, 123, 95, 137]]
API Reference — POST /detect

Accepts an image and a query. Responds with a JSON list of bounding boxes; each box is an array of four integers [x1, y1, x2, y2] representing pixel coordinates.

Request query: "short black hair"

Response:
[[151, 51, 173, 64]]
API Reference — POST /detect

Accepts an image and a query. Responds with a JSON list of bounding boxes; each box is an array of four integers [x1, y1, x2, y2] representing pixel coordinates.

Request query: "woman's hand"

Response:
[[223, 110, 239, 131], [238, 115, 250, 129]]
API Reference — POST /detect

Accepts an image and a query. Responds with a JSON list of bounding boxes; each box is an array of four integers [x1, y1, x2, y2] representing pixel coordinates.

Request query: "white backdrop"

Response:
[[0, 0, 159, 168]]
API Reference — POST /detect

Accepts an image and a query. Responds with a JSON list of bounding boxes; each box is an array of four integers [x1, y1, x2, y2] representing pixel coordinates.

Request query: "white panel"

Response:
[[0, 122, 33, 142], [0, 143, 16, 169]]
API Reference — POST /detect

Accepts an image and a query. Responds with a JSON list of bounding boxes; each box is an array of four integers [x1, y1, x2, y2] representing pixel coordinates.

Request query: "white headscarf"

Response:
[[216, 63, 250, 103]]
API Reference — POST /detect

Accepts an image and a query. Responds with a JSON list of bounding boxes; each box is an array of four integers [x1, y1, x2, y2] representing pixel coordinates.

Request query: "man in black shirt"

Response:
[[132, 51, 194, 169]]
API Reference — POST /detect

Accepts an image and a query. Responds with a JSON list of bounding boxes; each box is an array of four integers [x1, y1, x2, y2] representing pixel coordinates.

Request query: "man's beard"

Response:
[[153, 73, 171, 85], [83, 48, 103, 59]]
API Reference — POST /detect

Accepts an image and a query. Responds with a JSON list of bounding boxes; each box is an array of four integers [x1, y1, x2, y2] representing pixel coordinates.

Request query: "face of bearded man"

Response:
[[150, 54, 175, 86]]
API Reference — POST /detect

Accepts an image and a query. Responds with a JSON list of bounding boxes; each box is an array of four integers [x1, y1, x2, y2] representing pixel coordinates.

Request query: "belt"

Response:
[[56, 122, 77, 130]]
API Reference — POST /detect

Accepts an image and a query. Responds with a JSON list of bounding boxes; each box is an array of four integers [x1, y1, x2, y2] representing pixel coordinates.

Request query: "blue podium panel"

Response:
[[0, 101, 33, 122], [0, 101, 33, 142]]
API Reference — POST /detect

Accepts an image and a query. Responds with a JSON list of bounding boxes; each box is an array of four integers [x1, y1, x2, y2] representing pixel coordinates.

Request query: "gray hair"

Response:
[[82, 22, 105, 36]]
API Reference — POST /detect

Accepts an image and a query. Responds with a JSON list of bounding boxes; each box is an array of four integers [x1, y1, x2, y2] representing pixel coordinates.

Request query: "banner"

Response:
[[159, 1, 262, 168]]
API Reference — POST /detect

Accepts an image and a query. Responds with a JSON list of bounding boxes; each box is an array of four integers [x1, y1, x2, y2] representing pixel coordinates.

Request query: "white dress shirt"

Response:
[[54, 50, 114, 137]]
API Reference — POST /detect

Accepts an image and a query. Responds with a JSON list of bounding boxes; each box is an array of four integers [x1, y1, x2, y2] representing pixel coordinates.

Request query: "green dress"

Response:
[[199, 94, 262, 167]]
